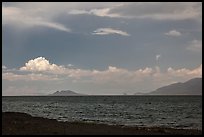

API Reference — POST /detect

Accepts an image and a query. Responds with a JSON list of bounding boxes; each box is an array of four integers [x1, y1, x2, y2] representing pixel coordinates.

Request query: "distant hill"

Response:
[[148, 78, 202, 95], [49, 90, 85, 96]]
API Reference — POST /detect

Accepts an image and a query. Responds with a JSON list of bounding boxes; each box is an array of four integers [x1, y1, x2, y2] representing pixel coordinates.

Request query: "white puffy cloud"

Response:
[[167, 64, 202, 77], [66, 69, 92, 79], [156, 54, 161, 61], [92, 28, 130, 36], [67, 64, 74, 67], [165, 30, 181, 36], [19, 57, 93, 79], [90, 66, 131, 83], [186, 40, 202, 52], [135, 67, 153, 75], [20, 57, 64, 72], [2, 65, 7, 69]]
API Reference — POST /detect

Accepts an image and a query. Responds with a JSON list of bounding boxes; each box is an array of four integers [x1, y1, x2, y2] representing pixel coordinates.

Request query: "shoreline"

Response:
[[2, 112, 202, 135], [2, 95, 202, 97]]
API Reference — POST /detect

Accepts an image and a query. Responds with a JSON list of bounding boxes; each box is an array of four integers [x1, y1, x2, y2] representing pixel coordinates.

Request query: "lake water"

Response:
[[2, 96, 202, 130]]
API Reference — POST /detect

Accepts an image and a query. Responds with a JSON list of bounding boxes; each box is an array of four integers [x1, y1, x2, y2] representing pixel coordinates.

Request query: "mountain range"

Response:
[[148, 77, 202, 95], [49, 78, 202, 96], [49, 90, 84, 96]]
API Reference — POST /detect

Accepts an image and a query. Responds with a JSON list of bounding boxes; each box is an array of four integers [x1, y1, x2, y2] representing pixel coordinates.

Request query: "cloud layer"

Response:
[[186, 40, 202, 52], [3, 2, 201, 33], [3, 72, 59, 81], [3, 57, 202, 93], [2, 6, 71, 32], [69, 8, 121, 18], [68, 2, 201, 21], [92, 28, 130, 36], [111, 2, 202, 21]]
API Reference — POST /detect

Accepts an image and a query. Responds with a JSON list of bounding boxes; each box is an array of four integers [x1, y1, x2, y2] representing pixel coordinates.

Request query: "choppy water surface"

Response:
[[2, 96, 202, 130]]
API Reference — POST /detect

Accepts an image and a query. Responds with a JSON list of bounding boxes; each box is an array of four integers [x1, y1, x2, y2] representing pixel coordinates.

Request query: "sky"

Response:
[[2, 2, 202, 95]]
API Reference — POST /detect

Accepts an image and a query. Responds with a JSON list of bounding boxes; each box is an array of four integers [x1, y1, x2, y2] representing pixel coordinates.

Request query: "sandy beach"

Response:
[[2, 112, 202, 135]]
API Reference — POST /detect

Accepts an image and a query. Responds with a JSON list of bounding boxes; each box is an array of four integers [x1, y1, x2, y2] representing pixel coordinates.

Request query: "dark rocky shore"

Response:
[[2, 112, 202, 135]]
